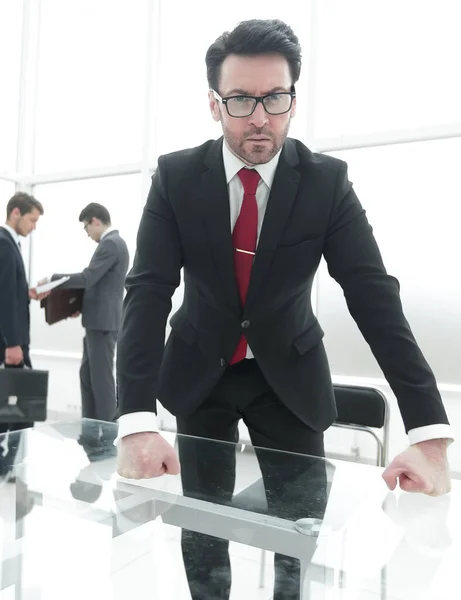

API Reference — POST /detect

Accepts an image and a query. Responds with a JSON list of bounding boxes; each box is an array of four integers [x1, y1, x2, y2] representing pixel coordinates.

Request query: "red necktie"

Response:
[[230, 168, 261, 365]]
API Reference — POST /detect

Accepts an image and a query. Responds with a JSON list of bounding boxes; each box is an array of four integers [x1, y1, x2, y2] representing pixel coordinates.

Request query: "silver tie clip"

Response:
[[234, 248, 255, 256]]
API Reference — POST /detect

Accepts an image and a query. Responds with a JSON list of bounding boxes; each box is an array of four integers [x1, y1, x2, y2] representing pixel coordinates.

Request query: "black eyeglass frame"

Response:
[[83, 219, 93, 232], [211, 88, 296, 118]]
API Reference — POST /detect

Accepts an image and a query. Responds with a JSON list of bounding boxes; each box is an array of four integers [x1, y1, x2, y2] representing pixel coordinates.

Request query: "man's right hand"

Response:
[[5, 346, 24, 366], [117, 432, 180, 479]]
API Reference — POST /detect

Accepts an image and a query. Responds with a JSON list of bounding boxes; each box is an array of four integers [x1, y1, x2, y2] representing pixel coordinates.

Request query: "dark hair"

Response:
[[206, 19, 302, 92], [79, 202, 111, 225], [6, 192, 44, 219]]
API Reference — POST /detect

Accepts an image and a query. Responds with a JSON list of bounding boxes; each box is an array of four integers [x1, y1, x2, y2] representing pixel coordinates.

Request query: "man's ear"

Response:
[[290, 95, 297, 119], [209, 91, 221, 122]]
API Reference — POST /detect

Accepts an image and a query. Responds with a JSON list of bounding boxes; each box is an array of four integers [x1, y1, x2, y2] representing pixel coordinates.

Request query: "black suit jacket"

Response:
[[0, 227, 30, 353], [116, 138, 449, 433]]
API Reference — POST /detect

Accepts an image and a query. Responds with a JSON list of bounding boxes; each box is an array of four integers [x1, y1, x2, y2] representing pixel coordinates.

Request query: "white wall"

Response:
[[318, 139, 461, 387]]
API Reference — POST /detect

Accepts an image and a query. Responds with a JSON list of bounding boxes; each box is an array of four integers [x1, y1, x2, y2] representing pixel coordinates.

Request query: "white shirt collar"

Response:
[[2, 224, 20, 246], [222, 141, 281, 189], [100, 227, 113, 241]]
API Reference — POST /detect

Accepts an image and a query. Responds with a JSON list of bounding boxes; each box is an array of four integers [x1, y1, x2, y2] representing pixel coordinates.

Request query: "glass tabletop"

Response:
[[0, 419, 460, 600]]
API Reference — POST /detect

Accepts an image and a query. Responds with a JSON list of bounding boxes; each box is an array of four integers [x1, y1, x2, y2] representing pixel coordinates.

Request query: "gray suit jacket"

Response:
[[53, 230, 129, 332]]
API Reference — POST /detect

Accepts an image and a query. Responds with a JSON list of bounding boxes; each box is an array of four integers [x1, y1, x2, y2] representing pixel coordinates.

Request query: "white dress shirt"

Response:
[[116, 144, 453, 447], [100, 227, 113, 241], [224, 142, 281, 359], [2, 224, 21, 247]]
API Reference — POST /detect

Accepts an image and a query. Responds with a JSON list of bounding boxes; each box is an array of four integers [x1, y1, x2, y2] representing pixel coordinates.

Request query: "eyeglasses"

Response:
[[212, 89, 296, 118], [83, 220, 92, 232]]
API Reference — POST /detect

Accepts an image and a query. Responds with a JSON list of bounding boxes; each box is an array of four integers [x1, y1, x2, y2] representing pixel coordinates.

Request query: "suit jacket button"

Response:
[[241, 320, 251, 329], [220, 358, 227, 367]]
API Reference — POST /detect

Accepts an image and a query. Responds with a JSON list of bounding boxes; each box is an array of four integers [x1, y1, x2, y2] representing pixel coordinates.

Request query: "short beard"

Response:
[[222, 120, 291, 165]]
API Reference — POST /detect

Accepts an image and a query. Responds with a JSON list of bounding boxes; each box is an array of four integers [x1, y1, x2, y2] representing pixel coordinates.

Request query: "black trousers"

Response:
[[176, 359, 329, 600], [0, 345, 33, 479]]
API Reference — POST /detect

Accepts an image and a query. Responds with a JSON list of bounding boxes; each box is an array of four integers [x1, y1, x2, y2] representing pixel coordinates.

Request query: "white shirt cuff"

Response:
[[408, 424, 454, 446], [114, 412, 159, 445]]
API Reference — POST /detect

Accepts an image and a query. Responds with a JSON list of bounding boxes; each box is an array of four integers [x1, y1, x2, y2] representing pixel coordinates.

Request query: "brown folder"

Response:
[[40, 288, 84, 325]]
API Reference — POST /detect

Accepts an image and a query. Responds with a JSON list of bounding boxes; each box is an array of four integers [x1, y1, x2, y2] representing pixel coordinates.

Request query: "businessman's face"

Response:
[[13, 208, 41, 237], [208, 53, 296, 165], [83, 218, 103, 242]]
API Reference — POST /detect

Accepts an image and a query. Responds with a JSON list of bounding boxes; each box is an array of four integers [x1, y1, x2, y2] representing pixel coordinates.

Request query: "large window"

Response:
[[315, 0, 461, 139], [317, 138, 461, 384], [34, 0, 149, 172], [0, 181, 16, 215], [0, 0, 23, 173]]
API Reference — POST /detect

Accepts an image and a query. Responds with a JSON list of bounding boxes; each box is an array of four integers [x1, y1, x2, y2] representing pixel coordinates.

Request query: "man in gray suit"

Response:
[[47, 203, 129, 455]]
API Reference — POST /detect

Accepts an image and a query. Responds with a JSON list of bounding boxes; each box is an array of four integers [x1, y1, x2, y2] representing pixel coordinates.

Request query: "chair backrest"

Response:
[[332, 383, 390, 467], [334, 384, 387, 429]]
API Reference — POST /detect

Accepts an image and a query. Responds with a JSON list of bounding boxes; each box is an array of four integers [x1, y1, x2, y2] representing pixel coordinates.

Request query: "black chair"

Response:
[[331, 383, 390, 467]]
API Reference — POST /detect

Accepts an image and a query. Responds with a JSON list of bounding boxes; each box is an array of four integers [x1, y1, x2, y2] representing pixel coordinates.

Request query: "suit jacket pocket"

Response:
[[169, 311, 197, 345], [293, 321, 324, 355], [277, 236, 320, 250], [272, 237, 323, 281]]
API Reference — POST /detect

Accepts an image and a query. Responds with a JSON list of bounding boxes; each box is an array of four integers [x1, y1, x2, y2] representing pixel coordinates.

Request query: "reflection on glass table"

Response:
[[0, 418, 459, 600]]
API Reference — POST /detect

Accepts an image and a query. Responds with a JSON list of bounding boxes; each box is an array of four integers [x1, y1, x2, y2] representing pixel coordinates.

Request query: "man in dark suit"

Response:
[[115, 19, 452, 600], [44, 203, 129, 456], [0, 192, 44, 481]]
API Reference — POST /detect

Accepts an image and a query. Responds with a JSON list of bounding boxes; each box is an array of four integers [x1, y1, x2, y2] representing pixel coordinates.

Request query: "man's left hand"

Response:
[[382, 438, 451, 496], [29, 287, 50, 301]]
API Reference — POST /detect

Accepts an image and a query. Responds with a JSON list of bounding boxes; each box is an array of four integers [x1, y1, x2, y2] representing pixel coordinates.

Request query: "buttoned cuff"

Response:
[[114, 412, 159, 445], [408, 424, 454, 446]]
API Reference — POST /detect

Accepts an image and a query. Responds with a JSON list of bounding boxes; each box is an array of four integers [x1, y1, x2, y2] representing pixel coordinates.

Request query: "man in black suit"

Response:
[[116, 19, 453, 599], [0, 192, 44, 481]]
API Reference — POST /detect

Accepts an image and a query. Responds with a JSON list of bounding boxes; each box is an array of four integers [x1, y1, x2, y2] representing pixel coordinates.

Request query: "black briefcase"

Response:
[[0, 367, 49, 423]]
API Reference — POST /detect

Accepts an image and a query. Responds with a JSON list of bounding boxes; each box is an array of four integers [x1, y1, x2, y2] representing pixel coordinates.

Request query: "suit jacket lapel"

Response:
[[201, 139, 241, 313], [1, 226, 25, 269], [245, 139, 300, 309]]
